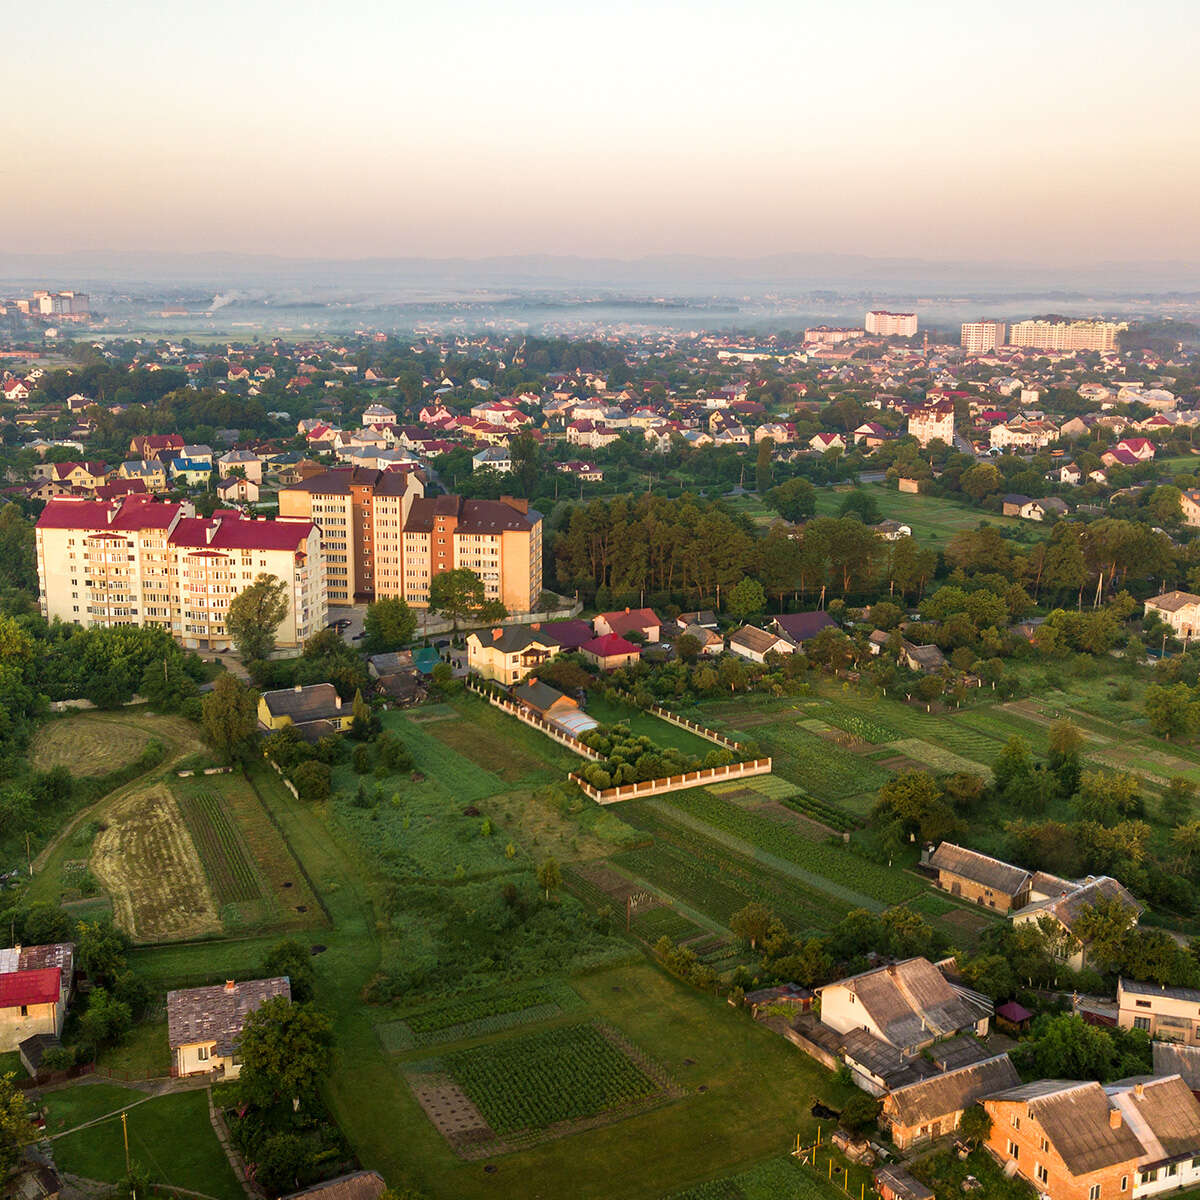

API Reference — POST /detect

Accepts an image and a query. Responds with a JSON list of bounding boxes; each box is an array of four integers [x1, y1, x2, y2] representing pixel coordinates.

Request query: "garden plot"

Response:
[[429, 717, 553, 784], [378, 980, 586, 1052], [404, 1021, 679, 1158], [176, 787, 262, 904], [886, 738, 992, 779], [90, 783, 221, 941]]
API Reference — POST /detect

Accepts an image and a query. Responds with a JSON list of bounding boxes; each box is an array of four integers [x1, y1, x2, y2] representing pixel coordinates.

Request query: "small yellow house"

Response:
[[167, 976, 291, 1078], [0, 943, 74, 1053], [258, 684, 354, 734]]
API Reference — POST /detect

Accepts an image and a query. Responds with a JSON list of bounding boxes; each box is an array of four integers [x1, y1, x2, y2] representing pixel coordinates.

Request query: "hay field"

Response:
[[31, 714, 154, 776], [91, 783, 221, 942]]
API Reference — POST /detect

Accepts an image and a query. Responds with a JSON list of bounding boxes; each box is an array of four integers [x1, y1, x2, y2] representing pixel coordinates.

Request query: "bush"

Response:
[[291, 760, 331, 803]]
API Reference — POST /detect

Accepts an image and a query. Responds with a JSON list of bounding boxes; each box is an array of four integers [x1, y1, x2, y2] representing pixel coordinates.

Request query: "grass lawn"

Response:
[[0, 1050, 27, 1080], [585, 693, 720, 759], [812, 482, 1030, 544], [42, 1082, 147, 1135], [49, 1087, 243, 1200], [94, 1018, 172, 1079]]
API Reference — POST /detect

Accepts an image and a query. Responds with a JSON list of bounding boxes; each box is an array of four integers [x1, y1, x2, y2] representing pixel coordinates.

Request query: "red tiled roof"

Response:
[[36, 497, 181, 531], [0, 967, 60, 1008], [582, 633, 640, 658], [170, 515, 314, 552]]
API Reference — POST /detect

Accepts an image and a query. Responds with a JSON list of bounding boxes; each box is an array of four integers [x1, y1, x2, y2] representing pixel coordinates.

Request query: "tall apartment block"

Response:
[[865, 310, 918, 337], [278, 467, 543, 613], [35, 495, 325, 650], [1007, 320, 1123, 353], [960, 320, 1007, 352]]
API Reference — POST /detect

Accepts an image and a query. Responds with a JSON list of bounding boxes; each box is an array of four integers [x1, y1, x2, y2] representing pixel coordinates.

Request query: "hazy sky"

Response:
[[5, 0, 1199, 262]]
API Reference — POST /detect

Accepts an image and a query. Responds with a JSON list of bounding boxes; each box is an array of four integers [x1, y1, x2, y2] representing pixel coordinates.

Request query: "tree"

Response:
[[80, 987, 132, 1047], [259, 943, 316, 1009], [755, 438, 773, 495], [765, 477, 816, 523], [838, 489, 881, 524], [1162, 777, 1196, 827], [0, 1072, 35, 1177], [201, 675, 260, 764], [509, 429, 542, 496], [363, 596, 418, 654], [1047, 719, 1084, 797], [726, 577, 767, 623], [291, 760, 331, 802], [839, 1091, 882, 1135], [428, 568, 486, 630], [958, 1104, 992, 1146], [537, 858, 562, 901], [675, 633, 701, 662], [1145, 683, 1200, 740], [959, 463, 1003, 503], [237, 995, 334, 1111], [730, 902, 773, 950], [872, 771, 960, 844], [225, 574, 290, 662]]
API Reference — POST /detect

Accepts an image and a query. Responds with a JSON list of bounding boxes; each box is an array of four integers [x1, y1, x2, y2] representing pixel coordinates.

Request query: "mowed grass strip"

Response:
[[175, 787, 261, 904], [409, 1022, 663, 1136], [31, 714, 153, 776], [90, 783, 221, 942]]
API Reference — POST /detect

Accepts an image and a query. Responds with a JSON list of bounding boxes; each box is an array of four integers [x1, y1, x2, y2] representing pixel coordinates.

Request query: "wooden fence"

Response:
[[465, 678, 602, 760], [569, 756, 772, 805]]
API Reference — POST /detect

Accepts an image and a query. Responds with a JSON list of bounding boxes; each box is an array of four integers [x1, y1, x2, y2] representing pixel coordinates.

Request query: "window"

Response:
[[1036, 1165, 1048, 1185], [1089, 1186, 1100, 1200], [1135, 999, 1151, 1008], [1011, 1115, 1021, 1130], [19, 1005, 27, 1017], [1133, 1016, 1151, 1031], [1120, 1176, 1128, 1192], [1168, 1164, 1178, 1177], [1007, 1141, 1019, 1160], [197, 1045, 209, 1061], [1040, 1136, 1049, 1152]]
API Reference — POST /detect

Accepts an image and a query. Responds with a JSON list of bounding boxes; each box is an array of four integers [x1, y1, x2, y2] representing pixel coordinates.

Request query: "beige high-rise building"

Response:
[[36, 495, 324, 649], [865, 310, 918, 337], [960, 320, 1007, 353], [279, 467, 543, 612], [1007, 319, 1123, 353]]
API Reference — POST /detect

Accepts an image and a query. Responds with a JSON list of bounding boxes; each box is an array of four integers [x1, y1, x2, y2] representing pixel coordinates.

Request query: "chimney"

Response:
[[334, 695, 342, 709], [625, 606, 631, 614], [224, 980, 236, 994], [499, 495, 528, 514], [1109, 1108, 1122, 1129], [531, 622, 540, 631], [205, 517, 221, 544], [1134, 1083, 1144, 1099], [492, 628, 503, 641], [528, 676, 537, 685]]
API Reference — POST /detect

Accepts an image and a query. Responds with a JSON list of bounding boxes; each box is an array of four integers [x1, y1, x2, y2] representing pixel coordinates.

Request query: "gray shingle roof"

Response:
[[928, 843, 1031, 896], [885, 1054, 1019, 1128], [167, 977, 291, 1055]]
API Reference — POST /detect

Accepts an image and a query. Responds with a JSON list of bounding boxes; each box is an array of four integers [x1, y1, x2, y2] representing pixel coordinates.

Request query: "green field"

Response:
[[585, 693, 721, 759], [812, 482, 1029, 543], [46, 1086, 242, 1200]]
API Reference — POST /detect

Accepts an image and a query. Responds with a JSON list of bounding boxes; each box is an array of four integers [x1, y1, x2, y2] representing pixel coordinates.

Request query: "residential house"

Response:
[[874, 1167, 934, 1200], [472, 446, 512, 473], [816, 958, 992, 1095], [129, 434, 184, 461], [465, 625, 560, 684], [679, 623, 724, 655], [258, 684, 355, 738], [1152, 1043, 1200, 1098], [1118, 979, 1200, 1045], [926, 842, 1032, 912], [566, 420, 621, 449], [676, 610, 718, 631], [167, 977, 291, 1078], [809, 432, 846, 454], [580, 633, 641, 671], [983, 1075, 1200, 1200], [853, 421, 892, 448], [1102, 447, 1143, 469], [901, 640, 946, 674], [181, 444, 214, 466], [281, 1170, 388, 1200], [32, 461, 109, 490], [217, 449, 263, 483], [768, 611, 835, 645], [1019, 497, 1069, 521], [118, 459, 167, 491], [1060, 462, 1084, 484], [990, 419, 1058, 451], [1179, 493, 1200, 530], [872, 519, 913, 541], [882, 1054, 1019, 1150], [1002, 493, 1031, 517], [1116, 437, 1156, 461], [361, 404, 397, 426], [1011, 876, 1141, 971], [594, 607, 661, 643], [511, 678, 599, 738], [0, 943, 74, 1052], [557, 460, 604, 483], [216, 476, 260, 504], [537, 619, 594, 651], [1145, 590, 1200, 637], [728, 625, 796, 663], [908, 402, 955, 448], [168, 458, 213, 487]]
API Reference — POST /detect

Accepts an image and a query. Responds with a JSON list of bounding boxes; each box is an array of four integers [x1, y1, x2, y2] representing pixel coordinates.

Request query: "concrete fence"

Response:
[[416, 597, 583, 638], [569, 756, 773, 805], [176, 766, 234, 778], [609, 689, 745, 751], [465, 677, 603, 760], [267, 758, 301, 799]]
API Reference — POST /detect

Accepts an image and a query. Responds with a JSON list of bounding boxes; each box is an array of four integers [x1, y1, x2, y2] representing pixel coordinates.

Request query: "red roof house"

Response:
[[580, 634, 641, 671], [593, 607, 661, 643]]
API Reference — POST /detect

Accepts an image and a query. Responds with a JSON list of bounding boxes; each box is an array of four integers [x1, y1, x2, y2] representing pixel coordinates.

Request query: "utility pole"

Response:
[[121, 1110, 131, 1179]]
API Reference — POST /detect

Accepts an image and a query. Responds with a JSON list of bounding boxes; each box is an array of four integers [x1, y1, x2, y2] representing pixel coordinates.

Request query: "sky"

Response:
[[4, 0, 1199, 264]]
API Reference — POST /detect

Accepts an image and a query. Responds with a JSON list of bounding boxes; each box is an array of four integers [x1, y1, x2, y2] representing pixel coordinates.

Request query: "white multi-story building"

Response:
[[865, 311, 918, 337], [908, 401, 955, 447], [36, 496, 324, 650], [1008, 319, 1124, 353], [960, 320, 1007, 353]]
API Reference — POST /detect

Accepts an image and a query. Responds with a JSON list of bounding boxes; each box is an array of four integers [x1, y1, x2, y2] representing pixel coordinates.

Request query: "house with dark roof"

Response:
[[882, 1054, 1019, 1149], [538, 618, 593, 651], [511, 678, 599, 738], [927, 842, 1032, 912], [1013, 876, 1141, 971], [901, 640, 946, 674], [770, 611, 836, 643], [1119, 978, 1200, 1045], [874, 1166, 933, 1200], [676, 610, 718, 631], [983, 1075, 1200, 1200], [282, 1171, 387, 1200], [167, 977, 290, 1078], [1152, 1043, 1200, 1098], [465, 625, 560, 684], [258, 684, 354, 736]]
